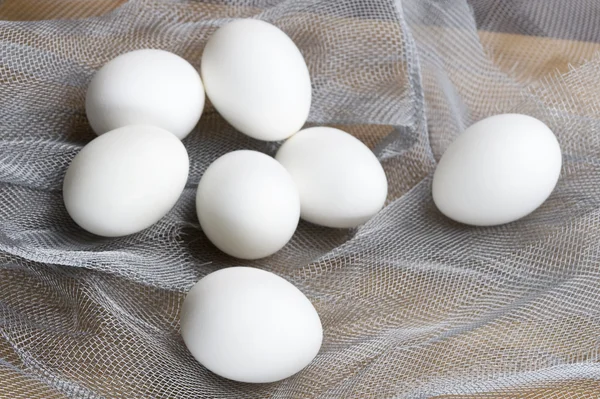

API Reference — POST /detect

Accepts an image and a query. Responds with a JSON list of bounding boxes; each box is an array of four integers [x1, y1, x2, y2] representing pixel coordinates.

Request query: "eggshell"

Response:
[[86, 49, 205, 140], [181, 267, 323, 383], [196, 150, 300, 259], [63, 125, 189, 237], [275, 127, 388, 228], [432, 113, 562, 226], [201, 19, 311, 141]]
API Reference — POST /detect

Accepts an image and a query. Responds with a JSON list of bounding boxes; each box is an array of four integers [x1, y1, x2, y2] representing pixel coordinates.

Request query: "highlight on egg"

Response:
[[63, 125, 189, 237], [196, 150, 300, 259], [432, 113, 562, 226], [180, 267, 323, 383], [276, 127, 388, 228], [86, 49, 205, 140], [201, 19, 311, 141]]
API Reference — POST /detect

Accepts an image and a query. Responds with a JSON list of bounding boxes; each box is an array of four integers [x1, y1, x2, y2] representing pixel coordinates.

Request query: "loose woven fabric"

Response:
[[1, 0, 600, 397]]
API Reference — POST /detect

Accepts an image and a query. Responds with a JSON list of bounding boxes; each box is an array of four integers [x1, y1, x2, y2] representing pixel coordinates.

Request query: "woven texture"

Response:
[[1, 0, 600, 397]]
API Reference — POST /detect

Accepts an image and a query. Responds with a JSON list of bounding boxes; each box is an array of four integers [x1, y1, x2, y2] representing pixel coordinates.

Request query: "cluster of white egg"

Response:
[[62, 19, 387, 384], [64, 19, 388, 255], [61, 18, 563, 386]]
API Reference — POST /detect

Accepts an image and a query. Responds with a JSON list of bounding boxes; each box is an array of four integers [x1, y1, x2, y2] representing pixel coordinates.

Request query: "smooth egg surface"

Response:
[[63, 125, 189, 237], [86, 49, 205, 140], [275, 127, 388, 228], [432, 113, 562, 226], [196, 150, 300, 259], [201, 19, 311, 141], [181, 267, 323, 383]]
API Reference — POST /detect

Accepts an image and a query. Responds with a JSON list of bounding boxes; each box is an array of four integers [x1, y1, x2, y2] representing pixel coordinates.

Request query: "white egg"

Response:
[[432, 113, 562, 226], [63, 125, 189, 237], [201, 19, 311, 141], [275, 127, 388, 228], [196, 150, 300, 259], [86, 49, 205, 140], [181, 267, 322, 383]]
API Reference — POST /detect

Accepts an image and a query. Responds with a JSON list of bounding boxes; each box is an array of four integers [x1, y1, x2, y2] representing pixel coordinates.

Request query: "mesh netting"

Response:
[[1, 0, 600, 397]]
